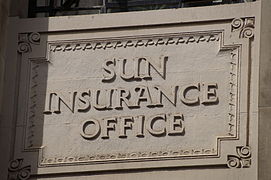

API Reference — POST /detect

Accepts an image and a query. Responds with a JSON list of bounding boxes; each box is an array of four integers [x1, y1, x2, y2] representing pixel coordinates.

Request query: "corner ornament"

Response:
[[18, 32, 41, 53], [231, 18, 255, 39], [8, 159, 31, 180], [227, 146, 251, 168]]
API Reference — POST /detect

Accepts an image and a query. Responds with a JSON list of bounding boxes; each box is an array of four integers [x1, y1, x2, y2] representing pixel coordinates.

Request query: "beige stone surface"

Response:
[[1, 1, 271, 180], [39, 31, 231, 167], [259, 0, 271, 180]]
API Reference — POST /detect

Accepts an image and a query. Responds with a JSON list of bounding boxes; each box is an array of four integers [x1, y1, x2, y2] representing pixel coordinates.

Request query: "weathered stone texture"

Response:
[[1, 1, 271, 180]]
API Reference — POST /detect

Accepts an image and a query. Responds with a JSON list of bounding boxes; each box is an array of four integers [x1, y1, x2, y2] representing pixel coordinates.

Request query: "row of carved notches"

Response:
[[50, 34, 220, 52], [40, 148, 216, 165], [228, 51, 238, 137]]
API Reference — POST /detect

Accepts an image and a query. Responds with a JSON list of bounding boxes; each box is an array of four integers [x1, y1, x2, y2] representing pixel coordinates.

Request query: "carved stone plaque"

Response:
[[14, 16, 254, 174], [26, 31, 240, 165]]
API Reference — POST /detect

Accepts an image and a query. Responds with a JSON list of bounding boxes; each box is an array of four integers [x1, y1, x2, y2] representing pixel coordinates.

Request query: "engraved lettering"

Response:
[[147, 56, 167, 80], [180, 83, 200, 105], [101, 117, 117, 139], [119, 59, 135, 80], [54, 92, 77, 113], [81, 119, 100, 139], [135, 115, 145, 137], [43, 93, 54, 114], [202, 83, 219, 104], [92, 89, 109, 110], [134, 86, 153, 107], [115, 88, 133, 109], [102, 59, 116, 82], [167, 113, 184, 135], [146, 114, 166, 136], [155, 85, 178, 106], [119, 116, 134, 138], [77, 91, 91, 112]]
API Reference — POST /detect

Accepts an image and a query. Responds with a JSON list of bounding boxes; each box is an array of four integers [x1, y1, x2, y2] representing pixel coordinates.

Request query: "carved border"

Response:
[[34, 31, 241, 167], [16, 18, 254, 169], [25, 60, 49, 150], [16, 32, 50, 152], [49, 33, 219, 53]]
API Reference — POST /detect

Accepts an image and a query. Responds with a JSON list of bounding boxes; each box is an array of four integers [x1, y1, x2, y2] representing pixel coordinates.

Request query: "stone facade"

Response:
[[0, 0, 10, 178], [0, 0, 9, 118], [259, 1, 271, 180], [1, 1, 271, 180]]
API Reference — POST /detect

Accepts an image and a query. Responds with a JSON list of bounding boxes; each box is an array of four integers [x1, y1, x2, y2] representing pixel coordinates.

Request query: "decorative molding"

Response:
[[26, 62, 40, 148], [8, 159, 31, 180], [16, 30, 244, 168], [40, 148, 216, 166], [37, 31, 241, 167], [49, 33, 220, 53], [18, 32, 41, 53], [228, 50, 238, 137], [231, 18, 255, 39], [24, 59, 49, 150], [227, 146, 251, 168]]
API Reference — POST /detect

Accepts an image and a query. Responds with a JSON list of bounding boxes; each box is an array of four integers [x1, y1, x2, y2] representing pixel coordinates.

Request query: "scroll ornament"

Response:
[[227, 146, 251, 168], [18, 32, 40, 53], [231, 18, 255, 39], [8, 159, 31, 180]]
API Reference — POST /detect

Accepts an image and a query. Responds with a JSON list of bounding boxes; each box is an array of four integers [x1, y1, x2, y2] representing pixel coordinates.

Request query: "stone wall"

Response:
[[0, 0, 26, 118], [2, 1, 271, 180], [259, 0, 271, 180], [0, 0, 10, 179], [0, 0, 9, 118]]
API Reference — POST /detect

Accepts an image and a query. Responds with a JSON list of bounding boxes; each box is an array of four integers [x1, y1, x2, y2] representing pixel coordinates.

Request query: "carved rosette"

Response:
[[231, 18, 255, 39], [227, 146, 251, 168], [18, 32, 41, 53], [8, 159, 31, 180]]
